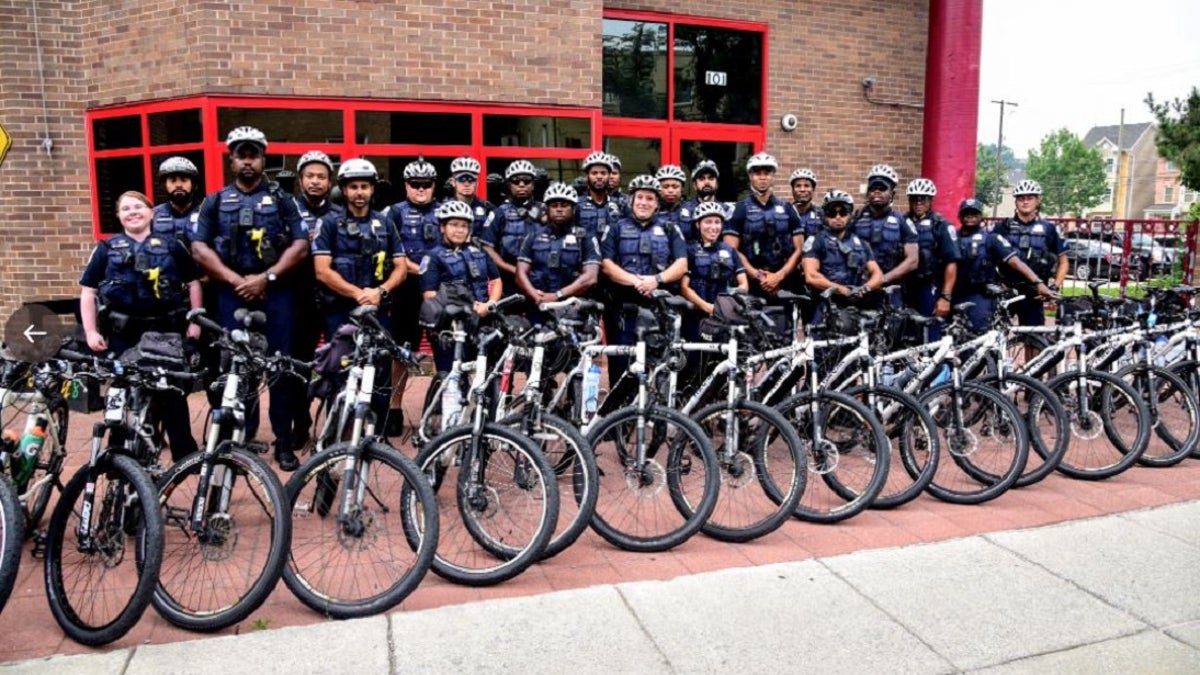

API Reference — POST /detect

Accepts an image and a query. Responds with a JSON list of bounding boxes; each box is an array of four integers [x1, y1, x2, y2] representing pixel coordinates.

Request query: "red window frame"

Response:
[[85, 95, 602, 240], [600, 9, 769, 163]]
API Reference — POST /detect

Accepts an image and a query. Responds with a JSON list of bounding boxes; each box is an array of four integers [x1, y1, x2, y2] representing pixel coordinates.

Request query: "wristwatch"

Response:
[[378, 286, 390, 302], [555, 290, 564, 300], [654, 273, 664, 284], [266, 271, 278, 284]]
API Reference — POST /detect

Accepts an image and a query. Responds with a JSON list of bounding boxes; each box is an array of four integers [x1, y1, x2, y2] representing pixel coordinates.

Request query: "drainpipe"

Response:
[[921, 0, 983, 224]]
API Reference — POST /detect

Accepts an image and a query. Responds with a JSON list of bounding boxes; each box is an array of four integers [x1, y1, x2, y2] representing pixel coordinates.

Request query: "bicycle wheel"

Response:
[[919, 382, 1029, 505], [1047, 370, 1151, 480], [1168, 360, 1200, 459], [499, 412, 598, 560], [1007, 332, 1052, 378], [586, 405, 719, 552], [1115, 364, 1198, 468], [153, 446, 290, 631], [975, 374, 1069, 488], [0, 475, 22, 614], [44, 453, 164, 646], [285, 440, 437, 618], [690, 400, 804, 542], [773, 391, 889, 523], [844, 385, 939, 509], [409, 424, 556, 586]]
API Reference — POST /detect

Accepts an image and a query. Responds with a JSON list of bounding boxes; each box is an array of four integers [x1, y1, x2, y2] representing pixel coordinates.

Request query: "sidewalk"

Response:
[[5, 500, 1200, 674]]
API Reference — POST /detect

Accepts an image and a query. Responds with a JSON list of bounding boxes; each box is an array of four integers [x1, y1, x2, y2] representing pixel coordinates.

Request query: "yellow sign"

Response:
[[0, 121, 10, 167]]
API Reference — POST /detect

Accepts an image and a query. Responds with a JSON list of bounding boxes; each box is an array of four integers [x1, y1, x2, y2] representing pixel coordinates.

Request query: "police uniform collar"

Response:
[[750, 192, 776, 207], [828, 227, 853, 240], [507, 198, 533, 208], [1013, 212, 1040, 225], [404, 200, 435, 212], [230, 177, 268, 195], [168, 201, 196, 217], [699, 239, 720, 250], [302, 195, 329, 212]]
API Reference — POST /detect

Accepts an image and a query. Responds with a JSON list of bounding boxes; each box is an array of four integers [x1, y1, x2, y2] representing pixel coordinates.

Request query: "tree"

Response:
[[975, 143, 1021, 206], [1147, 87, 1200, 193], [1025, 128, 1107, 216]]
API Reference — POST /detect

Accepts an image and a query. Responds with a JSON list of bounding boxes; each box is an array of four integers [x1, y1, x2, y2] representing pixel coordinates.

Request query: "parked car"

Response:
[[1064, 239, 1141, 281], [1107, 232, 1175, 277]]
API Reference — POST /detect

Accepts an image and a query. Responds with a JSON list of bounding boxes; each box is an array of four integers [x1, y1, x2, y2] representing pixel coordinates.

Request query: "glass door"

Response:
[[672, 134, 757, 202]]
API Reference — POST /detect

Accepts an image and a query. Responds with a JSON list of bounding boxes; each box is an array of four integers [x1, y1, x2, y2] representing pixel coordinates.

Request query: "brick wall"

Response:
[[0, 0, 926, 318]]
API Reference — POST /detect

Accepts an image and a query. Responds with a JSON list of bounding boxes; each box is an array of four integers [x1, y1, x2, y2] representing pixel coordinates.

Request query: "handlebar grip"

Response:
[[489, 294, 524, 312], [57, 348, 98, 363], [187, 309, 226, 334]]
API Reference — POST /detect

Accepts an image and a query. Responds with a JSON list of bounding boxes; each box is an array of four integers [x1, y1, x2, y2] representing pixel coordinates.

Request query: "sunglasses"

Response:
[[407, 181, 434, 190], [454, 174, 478, 184], [509, 177, 533, 186], [824, 208, 850, 218]]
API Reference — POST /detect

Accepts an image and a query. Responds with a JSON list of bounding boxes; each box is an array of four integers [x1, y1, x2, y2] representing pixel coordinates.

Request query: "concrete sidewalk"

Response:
[[6, 501, 1200, 675]]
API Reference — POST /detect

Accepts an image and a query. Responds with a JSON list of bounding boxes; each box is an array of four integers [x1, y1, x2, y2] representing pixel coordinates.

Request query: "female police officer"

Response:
[[79, 190, 202, 462]]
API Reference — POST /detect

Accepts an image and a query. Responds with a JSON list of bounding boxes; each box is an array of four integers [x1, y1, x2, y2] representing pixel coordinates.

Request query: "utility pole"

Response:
[[991, 99, 1019, 216]]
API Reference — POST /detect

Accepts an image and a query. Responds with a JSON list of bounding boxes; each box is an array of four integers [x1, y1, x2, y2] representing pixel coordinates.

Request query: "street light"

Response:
[[991, 99, 1018, 217]]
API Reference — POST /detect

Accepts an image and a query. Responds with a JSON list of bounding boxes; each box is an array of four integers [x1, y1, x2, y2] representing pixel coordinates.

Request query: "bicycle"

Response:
[[283, 305, 439, 617], [0, 471, 21, 615]]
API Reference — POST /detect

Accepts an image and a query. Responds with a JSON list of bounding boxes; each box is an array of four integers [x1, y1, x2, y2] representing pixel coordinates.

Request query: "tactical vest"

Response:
[[98, 233, 186, 312], [212, 186, 293, 274], [615, 220, 671, 275]]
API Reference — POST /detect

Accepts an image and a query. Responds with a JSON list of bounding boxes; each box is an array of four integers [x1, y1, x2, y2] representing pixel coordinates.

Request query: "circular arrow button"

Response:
[[3, 303, 65, 363]]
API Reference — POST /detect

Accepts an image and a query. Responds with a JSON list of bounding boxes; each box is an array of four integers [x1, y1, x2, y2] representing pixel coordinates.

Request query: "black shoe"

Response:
[[291, 431, 312, 452], [275, 443, 300, 472], [384, 409, 405, 438]]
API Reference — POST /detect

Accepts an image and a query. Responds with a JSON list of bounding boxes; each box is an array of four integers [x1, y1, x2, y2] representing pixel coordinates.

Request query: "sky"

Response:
[[978, 0, 1200, 158]]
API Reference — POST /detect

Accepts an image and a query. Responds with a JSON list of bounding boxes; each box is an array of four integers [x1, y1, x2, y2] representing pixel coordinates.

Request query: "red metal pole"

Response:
[[922, 0, 983, 225]]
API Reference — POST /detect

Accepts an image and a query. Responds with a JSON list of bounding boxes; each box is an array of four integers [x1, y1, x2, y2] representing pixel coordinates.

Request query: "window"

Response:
[[94, 157, 146, 234], [356, 111, 470, 145], [673, 25, 762, 124], [1104, 157, 1115, 174], [149, 109, 203, 146], [92, 115, 141, 151], [1166, 161, 1177, 172], [217, 108, 342, 144], [1165, 184, 1175, 202], [603, 19, 668, 119], [483, 115, 589, 148]]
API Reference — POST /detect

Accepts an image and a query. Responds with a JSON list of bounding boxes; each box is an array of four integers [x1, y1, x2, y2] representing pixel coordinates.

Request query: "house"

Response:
[[1145, 158, 1200, 219], [1081, 122, 1157, 218]]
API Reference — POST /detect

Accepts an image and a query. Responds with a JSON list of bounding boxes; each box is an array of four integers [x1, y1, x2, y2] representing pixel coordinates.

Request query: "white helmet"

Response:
[[436, 200, 474, 223], [822, 190, 855, 210], [627, 174, 661, 196], [582, 151, 613, 172], [691, 160, 719, 180], [746, 152, 779, 172], [693, 201, 727, 222], [403, 158, 437, 181], [867, 163, 899, 188], [449, 156, 481, 175], [655, 164, 687, 184], [1012, 179, 1042, 196], [505, 159, 537, 180], [607, 154, 622, 171], [225, 126, 268, 151], [789, 168, 817, 187], [906, 177, 937, 197], [158, 156, 198, 179], [542, 181, 578, 205], [297, 150, 334, 175], [337, 158, 378, 185]]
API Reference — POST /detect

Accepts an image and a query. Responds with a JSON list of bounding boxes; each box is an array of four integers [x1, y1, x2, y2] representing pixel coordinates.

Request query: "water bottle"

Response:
[[583, 361, 602, 415], [881, 361, 895, 388], [13, 415, 48, 493], [932, 364, 951, 386], [441, 376, 462, 430]]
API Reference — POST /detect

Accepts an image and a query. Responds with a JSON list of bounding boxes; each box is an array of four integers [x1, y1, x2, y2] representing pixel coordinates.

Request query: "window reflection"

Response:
[[149, 109, 203, 146], [217, 108, 342, 143], [95, 156, 146, 234], [602, 19, 668, 120], [356, 111, 471, 145], [92, 116, 141, 150], [674, 26, 763, 124], [483, 116, 589, 148]]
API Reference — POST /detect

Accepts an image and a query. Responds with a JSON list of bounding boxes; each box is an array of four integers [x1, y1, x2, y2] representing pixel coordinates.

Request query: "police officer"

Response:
[[723, 153, 805, 300], [445, 155, 493, 238], [516, 181, 600, 315], [802, 190, 884, 328], [654, 164, 688, 236], [480, 160, 544, 299], [993, 179, 1068, 327], [850, 164, 918, 307], [953, 198, 1053, 333], [680, 201, 748, 324], [153, 156, 202, 244], [81, 191, 202, 462], [192, 126, 308, 470], [601, 175, 688, 387], [292, 150, 343, 444], [607, 154, 630, 213], [576, 151, 622, 240], [902, 178, 961, 340], [679, 160, 728, 245], [788, 168, 824, 241], [420, 200, 502, 374], [384, 157, 441, 435]]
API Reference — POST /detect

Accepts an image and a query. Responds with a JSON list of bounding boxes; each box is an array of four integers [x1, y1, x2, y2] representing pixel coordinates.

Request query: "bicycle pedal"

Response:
[[246, 441, 270, 454], [30, 530, 47, 559]]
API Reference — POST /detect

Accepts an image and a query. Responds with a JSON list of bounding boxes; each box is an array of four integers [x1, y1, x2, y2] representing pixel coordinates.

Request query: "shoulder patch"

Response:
[[905, 222, 918, 235], [418, 256, 431, 275], [802, 237, 814, 252], [996, 235, 1011, 247], [947, 227, 958, 241], [774, 205, 784, 214]]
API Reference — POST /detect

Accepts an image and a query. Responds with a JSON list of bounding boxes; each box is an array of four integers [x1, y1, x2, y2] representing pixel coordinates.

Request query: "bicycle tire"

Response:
[[772, 390, 889, 523], [1168, 360, 1200, 459], [153, 446, 290, 631], [0, 475, 23, 614], [585, 405, 719, 552], [1047, 370, 1151, 480], [844, 385, 939, 509], [498, 412, 598, 560], [919, 382, 1029, 505], [1115, 364, 1198, 468], [1007, 332, 1053, 380], [690, 399, 805, 542], [408, 424, 556, 586], [974, 373, 1069, 488], [284, 440, 438, 618], [44, 453, 164, 646]]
